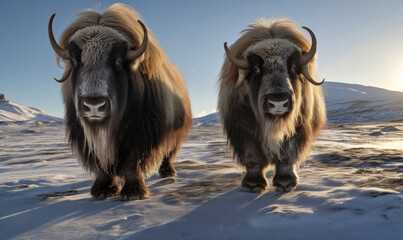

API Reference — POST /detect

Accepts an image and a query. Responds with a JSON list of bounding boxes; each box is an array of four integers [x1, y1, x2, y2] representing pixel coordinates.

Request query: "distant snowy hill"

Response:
[[195, 82, 403, 124], [0, 100, 62, 123], [324, 82, 403, 123], [193, 112, 220, 126]]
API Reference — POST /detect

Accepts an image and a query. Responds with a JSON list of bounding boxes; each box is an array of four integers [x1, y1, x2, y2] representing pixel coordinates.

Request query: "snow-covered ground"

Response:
[[323, 82, 403, 123], [1, 83, 403, 239], [0, 100, 62, 123], [1, 119, 402, 239]]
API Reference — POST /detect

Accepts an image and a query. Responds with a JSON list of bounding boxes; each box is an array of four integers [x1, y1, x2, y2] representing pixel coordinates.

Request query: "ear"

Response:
[[233, 69, 248, 88]]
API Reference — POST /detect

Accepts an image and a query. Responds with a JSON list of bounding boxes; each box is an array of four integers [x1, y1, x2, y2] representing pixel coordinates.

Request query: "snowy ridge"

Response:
[[324, 82, 403, 123], [0, 100, 62, 123], [195, 82, 403, 124], [194, 112, 220, 126]]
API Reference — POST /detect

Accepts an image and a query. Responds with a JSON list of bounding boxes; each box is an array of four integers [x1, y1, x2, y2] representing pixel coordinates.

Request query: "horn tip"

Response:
[[136, 20, 147, 37], [224, 42, 229, 51], [316, 78, 325, 86], [137, 20, 145, 27]]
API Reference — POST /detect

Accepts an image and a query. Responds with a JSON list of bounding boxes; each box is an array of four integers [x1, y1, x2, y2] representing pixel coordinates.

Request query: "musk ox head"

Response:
[[48, 14, 148, 125], [224, 27, 323, 119]]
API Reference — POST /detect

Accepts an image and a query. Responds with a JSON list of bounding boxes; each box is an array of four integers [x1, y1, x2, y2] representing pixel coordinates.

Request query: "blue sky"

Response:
[[1, 0, 403, 118]]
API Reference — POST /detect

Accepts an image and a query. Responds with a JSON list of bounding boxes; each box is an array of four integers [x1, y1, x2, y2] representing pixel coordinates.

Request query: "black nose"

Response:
[[79, 96, 110, 117]]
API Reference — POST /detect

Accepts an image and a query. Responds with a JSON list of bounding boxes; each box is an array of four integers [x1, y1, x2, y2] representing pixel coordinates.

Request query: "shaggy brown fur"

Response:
[[218, 18, 326, 192], [51, 4, 192, 200]]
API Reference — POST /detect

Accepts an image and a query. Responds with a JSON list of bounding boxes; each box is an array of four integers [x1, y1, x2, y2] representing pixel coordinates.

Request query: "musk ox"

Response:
[[48, 4, 192, 200], [218, 19, 326, 193]]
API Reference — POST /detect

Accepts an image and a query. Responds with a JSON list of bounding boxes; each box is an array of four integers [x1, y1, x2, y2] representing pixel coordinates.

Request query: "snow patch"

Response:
[[324, 82, 403, 123], [0, 100, 62, 123]]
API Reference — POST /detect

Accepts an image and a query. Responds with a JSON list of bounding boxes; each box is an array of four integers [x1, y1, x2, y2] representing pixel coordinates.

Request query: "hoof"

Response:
[[242, 184, 266, 193], [273, 174, 298, 192], [120, 194, 142, 201], [159, 166, 177, 178], [119, 183, 149, 201], [242, 175, 268, 193], [90, 183, 119, 200]]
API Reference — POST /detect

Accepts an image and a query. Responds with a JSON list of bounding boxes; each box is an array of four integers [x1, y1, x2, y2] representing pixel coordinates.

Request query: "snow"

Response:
[[0, 100, 62, 123], [1, 83, 403, 239], [323, 82, 403, 123], [193, 112, 219, 126]]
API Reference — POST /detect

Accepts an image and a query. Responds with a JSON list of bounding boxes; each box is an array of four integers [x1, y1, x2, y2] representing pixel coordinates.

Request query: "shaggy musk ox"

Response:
[[48, 4, 192, 200], [218, 19, 326, 193]]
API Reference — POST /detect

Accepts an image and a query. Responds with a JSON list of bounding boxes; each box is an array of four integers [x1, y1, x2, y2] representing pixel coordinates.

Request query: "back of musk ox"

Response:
[[48, 4, 192, 200], [218, 19, 326, 193]]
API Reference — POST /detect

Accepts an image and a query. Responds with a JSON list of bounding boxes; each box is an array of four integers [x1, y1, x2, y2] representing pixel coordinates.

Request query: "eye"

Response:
[[290, 64, 296, 74], [253, 66, 261, 74], [115, 57, 123, 66]]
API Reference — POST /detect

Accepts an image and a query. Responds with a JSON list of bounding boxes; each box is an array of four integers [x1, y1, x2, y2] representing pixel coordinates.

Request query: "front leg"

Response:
[[273, 164, 298, 192], [239, 143, 269, 193], [91, 170, 119, 200], [222, 104, 269, 193], [242, 163, 268, 193], [120, 162, 149, 201]]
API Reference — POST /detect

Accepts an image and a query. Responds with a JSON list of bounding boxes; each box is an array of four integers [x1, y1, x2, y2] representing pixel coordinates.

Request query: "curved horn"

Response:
[[300, 26, 317, 66], [299, 26, 324, 85], [54, 62, 72, 83], [49, 13, 72, 83], [126, 20, 148, 60], [48, 13, 71, 59], [301, 65, 325, 86], [224, 42, 249, 69]]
